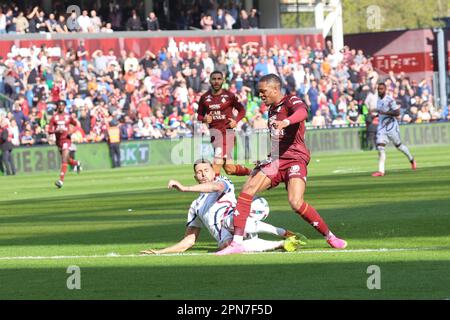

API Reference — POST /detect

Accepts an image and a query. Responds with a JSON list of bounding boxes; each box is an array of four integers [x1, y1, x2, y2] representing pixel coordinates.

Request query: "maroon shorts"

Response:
[[257, 158, 308, 189], [57, 140, 72, 153], [211, 131, 235, 160]]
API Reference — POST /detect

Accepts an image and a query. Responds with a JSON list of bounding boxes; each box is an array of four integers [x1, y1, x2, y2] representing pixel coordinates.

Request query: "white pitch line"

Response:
[[0, 247, 445, 261]]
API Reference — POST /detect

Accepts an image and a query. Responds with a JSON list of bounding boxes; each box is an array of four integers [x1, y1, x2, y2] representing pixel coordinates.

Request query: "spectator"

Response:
[[332, 115, 347, 127], [224, 11, 235, 30], [248, 8, 259, 29], [15, 11, 29, 33], [215, 8, 225, 30], [67, 10, 81, 32], [20, 128, 35, 146], [92, 50, 109, 75], [45, 13, 58, 33], [5, 8, 17, 33], [0, 8, 6, 34], [146, 12, 160, 31], [90, 10, 102, 33], [238, 10, 250, 29], [77, 10, 92, 33], [200, 14, 214, 31], [126, 10, 143, 31], [34, 10, 46, 33], [311, 110, 326, 128]]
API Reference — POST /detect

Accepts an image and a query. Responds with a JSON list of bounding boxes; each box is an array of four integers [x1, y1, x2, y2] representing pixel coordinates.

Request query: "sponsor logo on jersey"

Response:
[[209, 104, 221, 110]]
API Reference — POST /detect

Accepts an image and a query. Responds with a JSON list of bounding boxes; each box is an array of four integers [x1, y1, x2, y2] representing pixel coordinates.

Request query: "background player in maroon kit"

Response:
[[197, 71, 251, 177], [217, 74, 347, 255], [48, 100, 82, 188]]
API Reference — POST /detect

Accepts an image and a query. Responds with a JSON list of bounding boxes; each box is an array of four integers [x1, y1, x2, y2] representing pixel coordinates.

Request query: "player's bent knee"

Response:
[[377, 145, 385, 152], [288, 197, 304, 211]]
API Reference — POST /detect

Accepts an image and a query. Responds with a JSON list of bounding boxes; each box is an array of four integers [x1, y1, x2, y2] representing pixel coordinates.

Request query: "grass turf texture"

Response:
[[0, 146, 449, 299]]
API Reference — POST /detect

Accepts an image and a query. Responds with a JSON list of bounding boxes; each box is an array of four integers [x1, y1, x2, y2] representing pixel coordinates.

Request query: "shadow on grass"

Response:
[[0, 260, 449, 299]]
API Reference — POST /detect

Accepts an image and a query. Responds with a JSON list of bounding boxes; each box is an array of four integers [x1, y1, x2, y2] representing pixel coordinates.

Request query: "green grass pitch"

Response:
[[0, 146, 449, 299]]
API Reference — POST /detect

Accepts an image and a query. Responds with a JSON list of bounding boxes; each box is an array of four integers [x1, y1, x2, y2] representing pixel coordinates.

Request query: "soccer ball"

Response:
[[249, 197, 270, 221]]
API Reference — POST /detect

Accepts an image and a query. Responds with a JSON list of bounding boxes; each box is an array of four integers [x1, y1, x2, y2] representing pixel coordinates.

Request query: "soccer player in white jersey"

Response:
[[372, 83, 417, 177], [140, 159, 305, 254]]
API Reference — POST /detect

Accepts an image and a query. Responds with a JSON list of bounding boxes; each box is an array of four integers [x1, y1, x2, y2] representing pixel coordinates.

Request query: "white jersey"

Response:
[[376, 94, 402, 145], [377, 94, 399, 131], [186, 176, 236, 247]]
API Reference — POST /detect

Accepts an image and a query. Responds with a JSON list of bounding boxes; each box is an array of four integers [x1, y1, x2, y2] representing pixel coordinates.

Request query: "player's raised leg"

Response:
[[216, 171, 272, 255], [222, 131, 251, 176], [287, 177, 347, 249], [223, 160, 251, 176], [395, 143, 416, 170]]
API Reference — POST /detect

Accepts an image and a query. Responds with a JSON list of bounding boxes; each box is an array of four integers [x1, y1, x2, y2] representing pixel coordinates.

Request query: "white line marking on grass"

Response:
[[0, 247, 446, 261]]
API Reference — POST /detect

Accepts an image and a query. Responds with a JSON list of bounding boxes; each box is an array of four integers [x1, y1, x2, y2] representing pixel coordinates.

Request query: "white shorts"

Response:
[[376, 123, 401, 146]]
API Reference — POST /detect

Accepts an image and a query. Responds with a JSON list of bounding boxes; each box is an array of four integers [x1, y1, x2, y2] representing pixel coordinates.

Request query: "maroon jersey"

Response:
[[268, 95, 310, 163], [49, 113, 77, 145], [197, 90, 246, 132]]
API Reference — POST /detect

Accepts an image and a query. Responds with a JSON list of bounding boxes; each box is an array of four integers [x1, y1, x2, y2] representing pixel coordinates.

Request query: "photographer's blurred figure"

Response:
[[0, 118, 16, 176], [106, 119, 121, 168]]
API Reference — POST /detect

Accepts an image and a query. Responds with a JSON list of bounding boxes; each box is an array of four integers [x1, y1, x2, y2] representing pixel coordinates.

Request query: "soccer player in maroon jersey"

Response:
[[216, 74, 347, 255], [197, 71, 251, 177], [48, 100, 82, 188]]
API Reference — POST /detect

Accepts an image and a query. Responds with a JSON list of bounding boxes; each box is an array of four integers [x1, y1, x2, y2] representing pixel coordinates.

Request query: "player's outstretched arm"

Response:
[[168, 179, 226, 193], [140, 227, 200, 254]]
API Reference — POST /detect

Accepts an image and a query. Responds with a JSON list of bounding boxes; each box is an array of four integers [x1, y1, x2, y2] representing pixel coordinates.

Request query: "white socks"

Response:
[[244, 219, 286, 237], [233, 235, 244, 244], [377, 146, 386, 173], [397, 144, 414, 161], [242, 238, 284, 252]]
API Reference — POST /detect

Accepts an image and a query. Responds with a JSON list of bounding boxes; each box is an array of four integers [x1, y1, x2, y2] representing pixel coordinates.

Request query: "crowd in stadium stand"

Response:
[[0, 27, 449, 147], [0, 1, 259, 33]]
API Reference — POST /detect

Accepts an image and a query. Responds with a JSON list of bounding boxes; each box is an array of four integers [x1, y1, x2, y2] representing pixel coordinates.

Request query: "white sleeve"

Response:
[[217, 176, 232, 193], [186, 201, 202, 228], [389, 97, 399, 111]]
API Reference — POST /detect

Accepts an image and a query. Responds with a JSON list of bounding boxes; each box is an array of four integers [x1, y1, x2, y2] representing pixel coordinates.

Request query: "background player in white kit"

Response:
[[372, 83, 417, 177], [140, 159, 305, 254]]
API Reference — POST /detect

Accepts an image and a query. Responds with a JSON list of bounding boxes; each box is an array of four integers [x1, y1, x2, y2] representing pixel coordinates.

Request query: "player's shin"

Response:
[[397, 144, 414, 162], [59, 162, 68, 181], [233, 192, 254, 243], [295, 202, 331, 238], [377, 146, 386, 173]]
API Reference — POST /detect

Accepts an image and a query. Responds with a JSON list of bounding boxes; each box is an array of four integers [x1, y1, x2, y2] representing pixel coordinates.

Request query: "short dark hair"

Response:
[[193, 159, 213, 171], [210, 70, 224, 78], [378, 82, 386, 87], [259, 73, 282, 89]]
